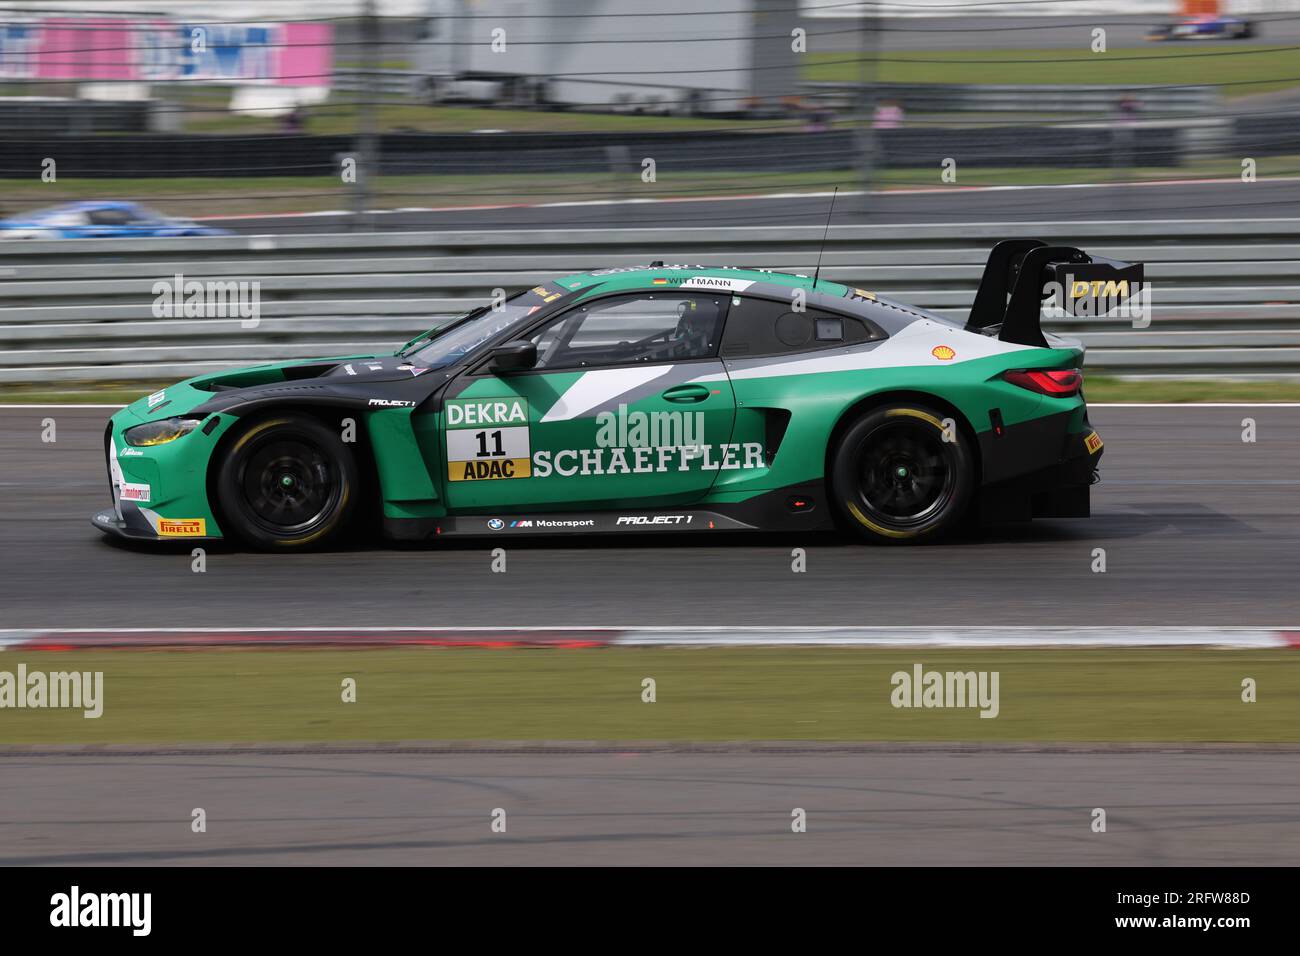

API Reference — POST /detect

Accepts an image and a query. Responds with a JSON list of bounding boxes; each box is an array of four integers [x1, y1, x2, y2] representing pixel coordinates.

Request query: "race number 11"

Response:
[[476, 430, 506, 458]]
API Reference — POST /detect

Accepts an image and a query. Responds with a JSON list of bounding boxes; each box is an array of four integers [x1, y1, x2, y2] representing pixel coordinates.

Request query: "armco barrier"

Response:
[[0, 125, 1183, 178], [1, 218, 1298, 383]]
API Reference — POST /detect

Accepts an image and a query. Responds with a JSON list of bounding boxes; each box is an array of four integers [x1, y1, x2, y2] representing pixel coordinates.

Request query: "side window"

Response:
[[527, 292, 727, 369], [720, 296, 882, 358], [87, 208, 134, 226], [43, 211, 87, 227]]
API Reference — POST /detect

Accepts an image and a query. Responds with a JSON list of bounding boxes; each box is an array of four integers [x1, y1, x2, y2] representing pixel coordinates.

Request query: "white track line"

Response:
[[2, 625, 1295, 649]]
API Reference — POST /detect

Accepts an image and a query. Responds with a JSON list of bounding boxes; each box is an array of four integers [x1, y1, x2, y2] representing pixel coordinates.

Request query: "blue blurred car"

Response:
[[0, 201, 232, 239], [1146, 15, 1256, 41]]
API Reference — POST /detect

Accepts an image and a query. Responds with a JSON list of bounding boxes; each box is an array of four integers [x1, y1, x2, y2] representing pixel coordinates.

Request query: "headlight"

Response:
[[124, 417, 203, 447]]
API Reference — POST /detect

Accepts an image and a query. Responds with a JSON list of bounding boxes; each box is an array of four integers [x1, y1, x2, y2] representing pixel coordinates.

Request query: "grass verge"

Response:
[[3, 154, 1295, 220], [0, 384, 169, 405], [170, 47, 1300, 133], [0, 648, 1294, 745], [0, 171, 846, 218], [1082, 376, 1300, 403]]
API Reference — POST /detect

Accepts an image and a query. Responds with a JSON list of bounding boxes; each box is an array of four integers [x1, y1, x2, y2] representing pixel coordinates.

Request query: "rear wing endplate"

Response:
[[965, 239, 1145, 347]]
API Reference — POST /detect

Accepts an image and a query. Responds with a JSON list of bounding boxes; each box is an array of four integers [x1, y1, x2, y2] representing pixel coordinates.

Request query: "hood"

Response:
[[121, 352, 436, 421]]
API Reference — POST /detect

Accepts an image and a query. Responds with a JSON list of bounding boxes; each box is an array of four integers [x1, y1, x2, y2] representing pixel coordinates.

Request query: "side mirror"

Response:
[[487, 340, 537, 373]]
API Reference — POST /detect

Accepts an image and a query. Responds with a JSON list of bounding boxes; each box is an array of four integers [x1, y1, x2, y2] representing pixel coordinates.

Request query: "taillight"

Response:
[[1003, 368, 1082, 397]]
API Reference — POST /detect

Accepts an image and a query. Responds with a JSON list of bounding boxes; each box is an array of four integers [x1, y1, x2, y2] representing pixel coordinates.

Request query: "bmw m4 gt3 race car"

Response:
[[93, 240, 1140, 549]]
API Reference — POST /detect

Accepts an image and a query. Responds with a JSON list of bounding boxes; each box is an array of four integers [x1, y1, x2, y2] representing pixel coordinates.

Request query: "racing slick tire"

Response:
[[213, 415, 358, 550], [830, 404, 975, 544]]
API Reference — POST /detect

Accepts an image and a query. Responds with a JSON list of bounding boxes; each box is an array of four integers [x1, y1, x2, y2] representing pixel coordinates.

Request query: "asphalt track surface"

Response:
[[2, 748, 1298, 865], [217, 180, 1300, 234], [1, 404, 1298, 629], [3, 405, 1298, 866]]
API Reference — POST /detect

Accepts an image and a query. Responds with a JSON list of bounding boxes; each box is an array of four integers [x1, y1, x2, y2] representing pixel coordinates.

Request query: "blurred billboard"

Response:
[[0, 16, 332, 85]]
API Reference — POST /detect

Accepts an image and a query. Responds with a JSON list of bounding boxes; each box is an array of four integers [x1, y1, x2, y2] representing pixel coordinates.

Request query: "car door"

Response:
[[441, 289, 738, 512], [96, 206, 161, 237], [715, 293, 889, 494]]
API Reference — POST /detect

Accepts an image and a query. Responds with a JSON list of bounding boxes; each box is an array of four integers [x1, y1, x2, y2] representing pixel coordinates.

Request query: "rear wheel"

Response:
[[830, 404, 975, 544], [214, 416, 357, 550]]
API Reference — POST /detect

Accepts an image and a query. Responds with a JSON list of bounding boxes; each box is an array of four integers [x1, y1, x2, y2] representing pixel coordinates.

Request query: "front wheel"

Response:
[[213, 416, 357, 550], [830, 405, 975, 544]]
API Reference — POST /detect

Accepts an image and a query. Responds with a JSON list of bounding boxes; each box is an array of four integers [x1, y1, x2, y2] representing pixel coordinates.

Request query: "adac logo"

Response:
[[931, 345, 956, 361], [486, 518, 505, 531]]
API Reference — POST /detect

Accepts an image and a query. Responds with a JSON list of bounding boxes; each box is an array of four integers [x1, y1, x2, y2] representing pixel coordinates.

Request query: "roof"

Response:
[[546, 263, 961, 336], [552, 264, 853, 298], [5, 201, 139, 223], [40, 201, 138, 213]]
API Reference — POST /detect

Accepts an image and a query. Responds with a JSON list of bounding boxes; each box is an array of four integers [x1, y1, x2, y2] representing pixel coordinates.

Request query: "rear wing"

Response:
[[965, 239, 1145, 347]]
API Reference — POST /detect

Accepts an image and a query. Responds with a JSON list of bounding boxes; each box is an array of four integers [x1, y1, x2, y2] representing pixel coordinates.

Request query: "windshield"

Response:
[[399, 286, 562, 367]]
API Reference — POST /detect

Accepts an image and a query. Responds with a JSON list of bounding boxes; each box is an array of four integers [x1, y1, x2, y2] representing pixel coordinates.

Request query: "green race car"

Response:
[[93, 240, 1138, 549]]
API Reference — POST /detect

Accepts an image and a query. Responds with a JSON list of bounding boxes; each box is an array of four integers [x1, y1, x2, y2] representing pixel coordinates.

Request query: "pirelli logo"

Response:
[[158, 518, 206, 537], [445, 397, 532, 482]]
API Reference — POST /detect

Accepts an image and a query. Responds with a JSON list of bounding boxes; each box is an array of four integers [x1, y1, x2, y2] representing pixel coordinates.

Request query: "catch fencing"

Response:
[[1, 218, 1297, 383]]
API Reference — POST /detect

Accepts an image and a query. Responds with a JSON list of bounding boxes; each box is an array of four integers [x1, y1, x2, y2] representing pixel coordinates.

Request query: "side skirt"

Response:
[[383, 482, 836, 541]]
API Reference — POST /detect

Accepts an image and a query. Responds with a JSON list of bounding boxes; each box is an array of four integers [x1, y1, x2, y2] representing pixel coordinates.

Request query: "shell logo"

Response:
[[931, 345, 956, 361]]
